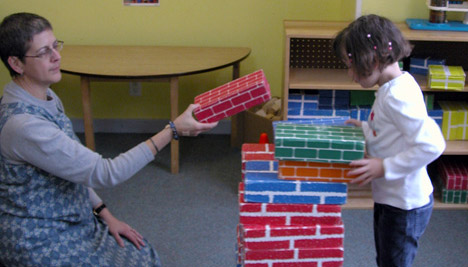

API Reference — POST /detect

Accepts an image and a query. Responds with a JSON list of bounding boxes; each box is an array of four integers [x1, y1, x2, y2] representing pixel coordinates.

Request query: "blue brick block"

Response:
[[245, 161, 278, 171], [243, 176, 348, 204], [300, 182, 347, 193], [244, 172, 279, 181]]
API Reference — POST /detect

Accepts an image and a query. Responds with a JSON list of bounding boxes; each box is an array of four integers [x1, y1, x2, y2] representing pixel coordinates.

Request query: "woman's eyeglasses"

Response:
[[24, 40, 64, 60]]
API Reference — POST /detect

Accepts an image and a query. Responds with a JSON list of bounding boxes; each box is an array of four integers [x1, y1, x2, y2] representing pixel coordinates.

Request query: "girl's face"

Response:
[[20, 29, 62, 88], [344, 57, 380, 89], [348, 67, 380, 89]]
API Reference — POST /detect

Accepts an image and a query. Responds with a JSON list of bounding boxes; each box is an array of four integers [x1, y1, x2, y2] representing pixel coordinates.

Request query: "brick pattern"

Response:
[[438, 157, 468, 190], [274, 123, 365, 163], [244, 173, 348, 205], [242, 143, 277, 181], [241, 247, 344, 266], [428, 102, 443, 127], [438, 101, 468, 140], [441, 188, 468, 204], [194, 69, 271, 123], [278, 160, 358, 183], [239, 185, 343, 226], [237, 144, 345, 266], [287, 91, 351, 120], [350, 105, 371, 121], [278, 117, 350, 125], [239, 224, 344, 251], [318, 90, 349, 109], [409, 57, 445, 76], [428, 65, 466, 91]]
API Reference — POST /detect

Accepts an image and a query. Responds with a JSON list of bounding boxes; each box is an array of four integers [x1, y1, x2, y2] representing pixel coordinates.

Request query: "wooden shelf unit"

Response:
[[283, 20, 468, 209]]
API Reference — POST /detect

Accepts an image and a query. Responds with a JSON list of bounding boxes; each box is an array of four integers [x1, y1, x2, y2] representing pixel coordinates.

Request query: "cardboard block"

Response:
[[288, 92, 319, 111], [194, 69, 271, 122], [318, 90, 350, 98], [428, 65, 466, 91], [438, 157, 468, 190], [239, 183, 343, 226], [318, 90, 350, 109], [288, 108, 351, 120], [240, 246, 344, 265], [350, 91, 375, 106], [242, 143, 276, 161], [438, 101, 468, 140], [424, 93, 435, 110], [428, 102, 443, 128], [242, 143, 277, 180], [278, 160, 358, 183], [245, 161, 278, 173], [409, 57, 445, 76], [441, 187, 468, 204], [350, 105, 371, 121], [239, 223, 344, 251], [274, 123, 365, 163], [243, 175, 348, 205], [281, 117, 350, 126]]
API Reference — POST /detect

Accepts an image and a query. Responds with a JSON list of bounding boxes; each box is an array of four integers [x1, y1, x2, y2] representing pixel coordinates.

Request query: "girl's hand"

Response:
[[345, 119, 362, 127], [173, 104, 218, 136], [347, 158, 384, 186]]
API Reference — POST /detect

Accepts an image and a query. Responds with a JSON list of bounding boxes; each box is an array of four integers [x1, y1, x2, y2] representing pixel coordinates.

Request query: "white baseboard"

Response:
[[70, 118, 232, 134]]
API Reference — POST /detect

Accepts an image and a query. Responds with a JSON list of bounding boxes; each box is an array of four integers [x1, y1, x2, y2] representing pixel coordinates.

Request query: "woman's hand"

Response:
[[173, 104, 218, 136], [98, 208, 146, 250], [347, 158, 384, 186]]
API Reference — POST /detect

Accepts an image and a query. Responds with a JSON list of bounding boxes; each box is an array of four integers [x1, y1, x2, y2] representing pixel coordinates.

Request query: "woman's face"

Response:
[[21, 29, 62, 87]]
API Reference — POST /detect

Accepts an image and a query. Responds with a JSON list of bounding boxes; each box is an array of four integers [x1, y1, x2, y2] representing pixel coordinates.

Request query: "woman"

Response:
[[0, 12, 217, 266]]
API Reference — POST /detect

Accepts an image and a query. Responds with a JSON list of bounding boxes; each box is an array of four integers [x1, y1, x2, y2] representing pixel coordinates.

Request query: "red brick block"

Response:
[[438, 157, 468, 190], [194, 69, 271, 123], [242, 143, 276, 161], [239, 183, 342, 226], [241, 247, 344, 263], [239, 223, 344, 250]]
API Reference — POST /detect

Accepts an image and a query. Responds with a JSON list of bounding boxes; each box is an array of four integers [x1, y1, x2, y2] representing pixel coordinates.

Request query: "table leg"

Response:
[[80, 76, 95, 150], [170, 77, 179, 174], [230, 62, 244, 147]]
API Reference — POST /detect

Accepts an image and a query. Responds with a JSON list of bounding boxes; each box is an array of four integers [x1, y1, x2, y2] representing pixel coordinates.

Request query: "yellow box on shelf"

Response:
[[439, 101, 468, 140], [428, 65, 466, 91]]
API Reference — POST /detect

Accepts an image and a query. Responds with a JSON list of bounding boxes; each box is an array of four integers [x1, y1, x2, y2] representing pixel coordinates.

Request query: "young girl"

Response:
[[333, 15, 446, 267]]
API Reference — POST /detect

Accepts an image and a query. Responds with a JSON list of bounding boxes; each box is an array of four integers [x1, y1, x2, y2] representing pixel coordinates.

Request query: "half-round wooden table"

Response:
[[60, 45, 251, 174]]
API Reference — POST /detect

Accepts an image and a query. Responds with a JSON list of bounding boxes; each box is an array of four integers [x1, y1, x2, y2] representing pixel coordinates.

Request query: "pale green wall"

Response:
[[1, 0, 431, 119]]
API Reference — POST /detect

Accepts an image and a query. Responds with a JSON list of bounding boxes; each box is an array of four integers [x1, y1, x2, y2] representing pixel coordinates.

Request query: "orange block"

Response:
[[278, 160, 358, 183]]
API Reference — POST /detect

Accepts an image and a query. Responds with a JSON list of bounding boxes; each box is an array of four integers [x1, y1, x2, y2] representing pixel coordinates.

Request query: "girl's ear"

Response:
[[7, 56, 25, 75]]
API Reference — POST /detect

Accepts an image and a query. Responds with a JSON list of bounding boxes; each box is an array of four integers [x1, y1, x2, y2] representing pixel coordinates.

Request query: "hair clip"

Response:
[[373, 46, 377, 50], [367, 33, 371, 38], [348, 53, 352, 57], [388, 41, 393, 50]]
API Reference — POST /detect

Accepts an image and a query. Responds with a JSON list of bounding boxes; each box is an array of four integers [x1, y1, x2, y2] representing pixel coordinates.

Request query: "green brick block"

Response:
[[441, 187, 468, 204], [350, 91, 375, 106], [274, 123, 365, 163]]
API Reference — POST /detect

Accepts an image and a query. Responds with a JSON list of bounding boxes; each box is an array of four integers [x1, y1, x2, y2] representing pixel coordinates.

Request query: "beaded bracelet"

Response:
[[149, 138, 160, 154], [168, 121, 179, 140]]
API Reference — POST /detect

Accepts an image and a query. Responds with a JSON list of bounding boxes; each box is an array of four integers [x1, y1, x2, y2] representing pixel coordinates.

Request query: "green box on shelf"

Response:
[[424, 93, 434, 110], [350, 91, 375, 106], [441, 188, 468, 204], [274, 123, 365, 163], [428, 65, 466, 91]]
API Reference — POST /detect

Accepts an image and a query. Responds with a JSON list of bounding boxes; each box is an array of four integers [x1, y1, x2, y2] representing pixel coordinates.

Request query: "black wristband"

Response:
[[93, 203, 106, 216], [149, 138, 160, 155], [168, 121, 179, 140]]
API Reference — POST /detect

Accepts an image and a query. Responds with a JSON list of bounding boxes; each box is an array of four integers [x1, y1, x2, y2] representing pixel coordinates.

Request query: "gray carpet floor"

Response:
[[86, 133, 468, 267]]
